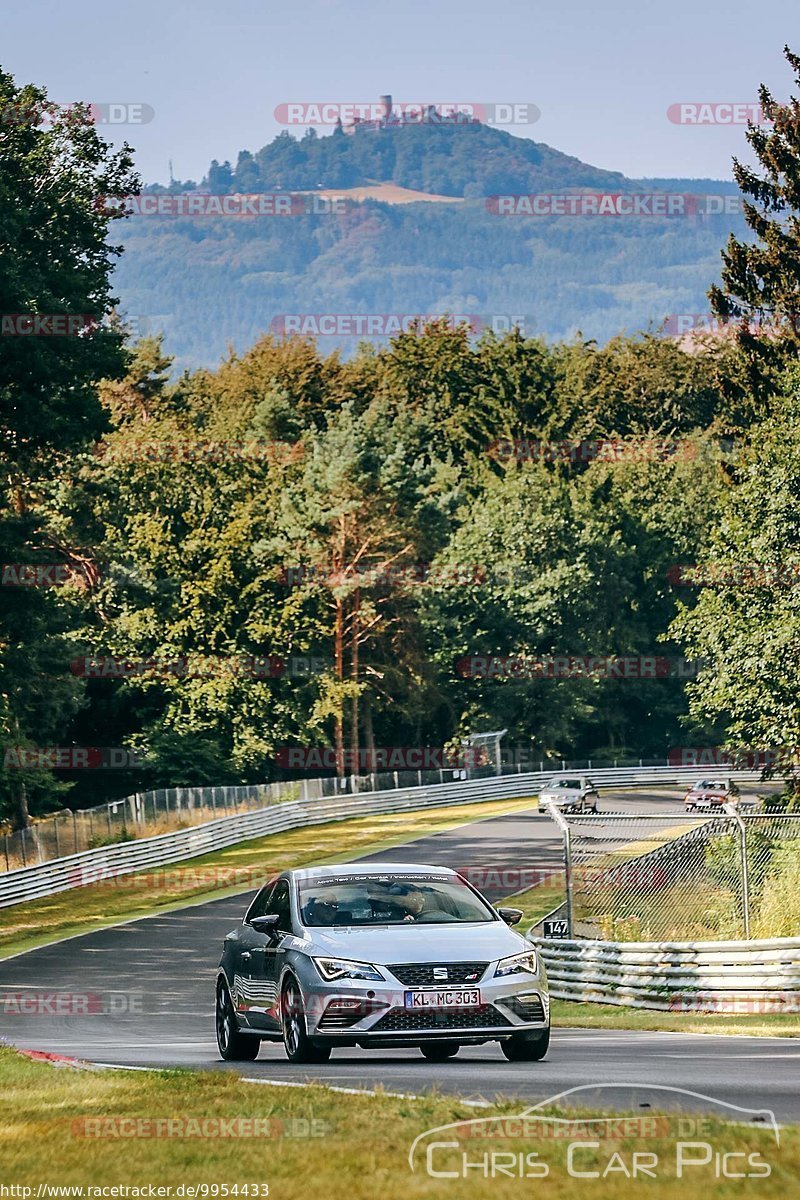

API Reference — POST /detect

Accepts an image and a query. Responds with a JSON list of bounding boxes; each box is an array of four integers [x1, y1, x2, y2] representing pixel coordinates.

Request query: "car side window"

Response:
[[246, 884, 275, 922], [267, 880, 292, 932]]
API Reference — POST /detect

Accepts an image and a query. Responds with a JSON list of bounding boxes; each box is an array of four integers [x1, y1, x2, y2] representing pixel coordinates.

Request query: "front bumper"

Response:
[[538, 796, 578, 813], [290, 960, 550, 1043]]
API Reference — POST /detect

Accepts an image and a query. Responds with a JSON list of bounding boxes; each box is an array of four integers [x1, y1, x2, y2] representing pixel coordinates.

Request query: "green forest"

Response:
[[4, 53, 800, 829]]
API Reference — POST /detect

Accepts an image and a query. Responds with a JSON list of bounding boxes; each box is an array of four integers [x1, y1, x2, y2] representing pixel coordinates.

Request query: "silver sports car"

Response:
[[216, 862, 550, 1064]]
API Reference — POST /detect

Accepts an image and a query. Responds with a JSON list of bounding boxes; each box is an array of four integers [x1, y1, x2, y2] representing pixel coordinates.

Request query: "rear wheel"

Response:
[[501, 1026, 550, 1062], [419, 1040, 460, 1061], [216, 979, 260, 1061], [281, 977, 331, 1064]]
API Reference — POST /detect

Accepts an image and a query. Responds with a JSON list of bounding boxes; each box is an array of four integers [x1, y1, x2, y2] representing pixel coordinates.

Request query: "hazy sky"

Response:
[[3, 0, 798, 184]]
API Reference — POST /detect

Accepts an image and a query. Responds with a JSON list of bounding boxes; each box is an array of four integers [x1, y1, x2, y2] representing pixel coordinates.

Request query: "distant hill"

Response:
[[196, 119, 632, 199], [113, 119, 746, 370]]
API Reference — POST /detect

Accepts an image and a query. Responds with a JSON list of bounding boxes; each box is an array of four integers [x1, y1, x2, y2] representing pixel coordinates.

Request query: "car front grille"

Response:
[[387, 961, 488, 986], [371, 1004, 510, 1033], [498, 993, 546, 1022]]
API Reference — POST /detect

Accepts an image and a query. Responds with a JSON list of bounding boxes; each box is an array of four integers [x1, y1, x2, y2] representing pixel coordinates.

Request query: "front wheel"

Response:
[[420, 1040, 460, 1061], [281, 977, 331, 1064], [501, 1026, 550, 1062], [216, 979, 260, 1061]]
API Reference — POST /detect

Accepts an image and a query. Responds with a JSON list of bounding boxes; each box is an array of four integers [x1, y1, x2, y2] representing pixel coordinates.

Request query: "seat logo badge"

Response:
[[433, 968, 448, 980]]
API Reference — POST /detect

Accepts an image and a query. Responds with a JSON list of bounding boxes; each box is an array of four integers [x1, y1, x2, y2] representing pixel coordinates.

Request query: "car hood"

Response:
[[540, 789, 580, 801], [302, 921, 530, 964]]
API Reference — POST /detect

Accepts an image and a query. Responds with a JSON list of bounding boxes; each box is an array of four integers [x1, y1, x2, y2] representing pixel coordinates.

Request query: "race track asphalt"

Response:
[[1, 789, 797, 1122]]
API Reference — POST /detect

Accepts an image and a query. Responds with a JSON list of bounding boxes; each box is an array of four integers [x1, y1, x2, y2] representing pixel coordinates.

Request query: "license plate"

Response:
[[404, 988, 481, 1009]]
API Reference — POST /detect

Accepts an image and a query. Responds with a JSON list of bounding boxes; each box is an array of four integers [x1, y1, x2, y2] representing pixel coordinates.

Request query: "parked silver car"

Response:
[[538, 775, 599, 813], [216, 863, 550, 1064]]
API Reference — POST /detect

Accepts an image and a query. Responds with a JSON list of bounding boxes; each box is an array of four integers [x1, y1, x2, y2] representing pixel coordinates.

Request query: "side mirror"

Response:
[[250, 914, 282, 940], [497, 907, 523, 926]]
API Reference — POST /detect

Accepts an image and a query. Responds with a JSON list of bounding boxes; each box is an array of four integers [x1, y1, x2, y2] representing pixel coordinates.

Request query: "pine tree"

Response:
[[710, 46, 800, 346]]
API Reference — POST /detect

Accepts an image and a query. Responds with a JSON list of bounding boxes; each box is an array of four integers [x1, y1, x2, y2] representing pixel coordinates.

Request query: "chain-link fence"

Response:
[[555, 809, 800, 941], [1, 756, 548, 872], [0, 753, 686, 874]]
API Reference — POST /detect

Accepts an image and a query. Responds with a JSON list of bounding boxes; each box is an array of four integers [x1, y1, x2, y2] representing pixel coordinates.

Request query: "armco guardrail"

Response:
[[531, 935, 800, 1012], [0, 764, 765, 909], [0, 773, 537, 909]]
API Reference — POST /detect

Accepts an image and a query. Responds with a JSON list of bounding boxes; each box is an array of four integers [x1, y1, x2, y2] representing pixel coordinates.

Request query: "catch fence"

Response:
[[547, 807, 800, 941]]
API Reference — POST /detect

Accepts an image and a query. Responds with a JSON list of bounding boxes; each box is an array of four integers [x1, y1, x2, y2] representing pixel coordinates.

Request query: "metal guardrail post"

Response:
[[724, 802, 751, 939], [544, 801, 574, 937]]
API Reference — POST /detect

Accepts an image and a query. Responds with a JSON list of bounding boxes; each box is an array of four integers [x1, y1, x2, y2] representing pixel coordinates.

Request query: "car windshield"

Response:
[[696, 781, 726, 790], [550, 779, 581, 789], [297, 873, 496, 927]]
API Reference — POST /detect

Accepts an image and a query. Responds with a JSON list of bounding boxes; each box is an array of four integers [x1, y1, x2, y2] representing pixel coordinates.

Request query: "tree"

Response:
[[270, 401, 452, 774], [0, 70, 138, 827], [709, 46, 800, 396], [671, 368, 800, 771]]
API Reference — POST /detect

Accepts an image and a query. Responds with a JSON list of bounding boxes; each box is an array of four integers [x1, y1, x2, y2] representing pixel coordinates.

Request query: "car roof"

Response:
[[285, 862, 458, 881]]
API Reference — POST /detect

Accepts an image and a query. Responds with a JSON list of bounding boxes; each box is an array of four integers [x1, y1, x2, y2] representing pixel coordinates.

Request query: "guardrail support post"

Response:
[[724, 802, 750, 939]]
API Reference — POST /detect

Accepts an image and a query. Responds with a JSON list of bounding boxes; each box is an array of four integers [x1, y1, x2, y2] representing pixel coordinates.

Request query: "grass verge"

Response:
[[0, 1046, 796, 1199], [550, 999, 800, 1038], [0, 795, 535, 960]]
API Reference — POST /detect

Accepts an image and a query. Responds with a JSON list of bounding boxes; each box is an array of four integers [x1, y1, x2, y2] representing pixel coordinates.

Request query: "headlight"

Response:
[[494, 951, 538, 978], [312, 957, 385, 982]]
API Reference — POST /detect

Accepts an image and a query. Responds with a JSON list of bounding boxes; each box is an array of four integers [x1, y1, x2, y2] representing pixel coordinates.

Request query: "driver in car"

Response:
[[400, 888, 427, 921]]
